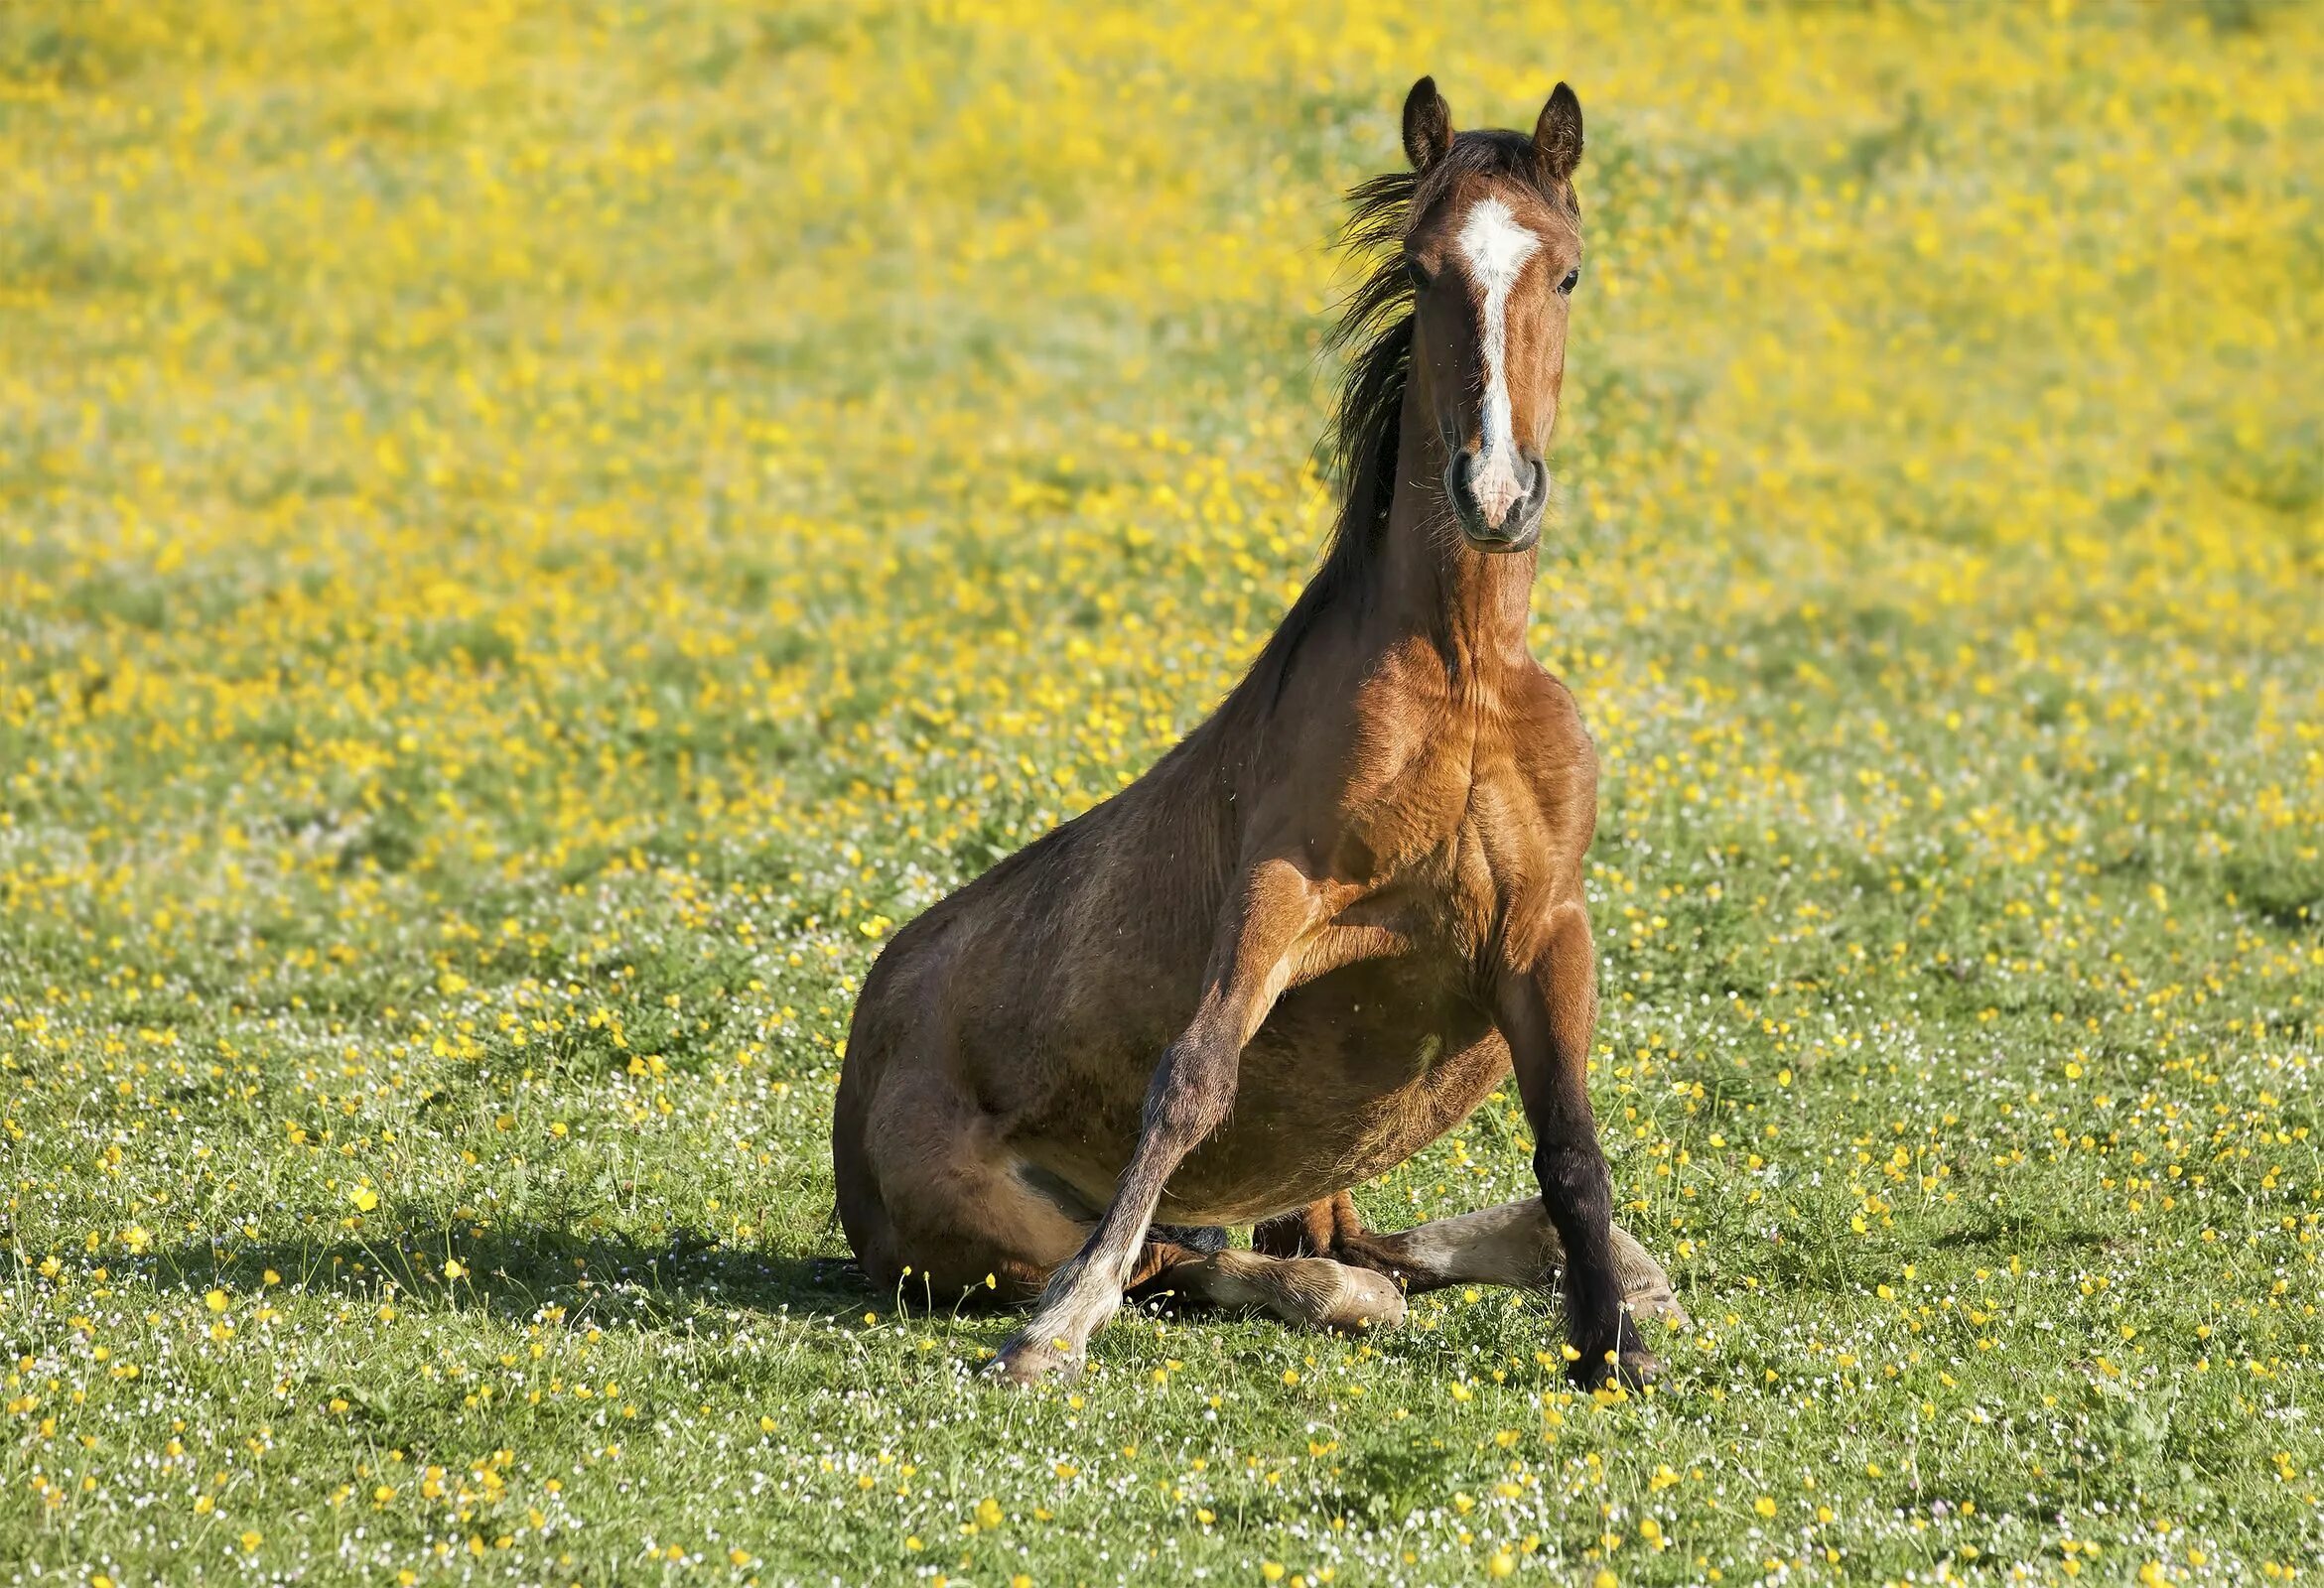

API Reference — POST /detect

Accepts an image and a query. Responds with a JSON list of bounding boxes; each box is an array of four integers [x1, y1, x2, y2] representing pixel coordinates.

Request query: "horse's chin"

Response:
[[1462, 520, 1541, 554]]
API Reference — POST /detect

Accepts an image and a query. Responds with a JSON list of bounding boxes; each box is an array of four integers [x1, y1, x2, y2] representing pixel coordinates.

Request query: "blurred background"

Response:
[[5, 1, 2317, 894], [4, 3, 2324, 892], [4, 2, 2321, 1583]]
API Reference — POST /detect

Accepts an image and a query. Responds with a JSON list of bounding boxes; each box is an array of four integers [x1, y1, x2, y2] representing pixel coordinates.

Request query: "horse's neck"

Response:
[[1371, 400, 1539, 682]]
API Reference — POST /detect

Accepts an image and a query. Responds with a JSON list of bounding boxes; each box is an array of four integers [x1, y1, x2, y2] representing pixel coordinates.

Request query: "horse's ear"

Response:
[[1402, 76, 1452, 172], [1533, 81, 1584, 198]]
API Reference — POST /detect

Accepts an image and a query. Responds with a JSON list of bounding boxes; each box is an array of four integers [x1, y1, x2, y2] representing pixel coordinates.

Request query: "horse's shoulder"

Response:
[[1508, 656, 1584, 726], [1500, 663, 1595, 785]]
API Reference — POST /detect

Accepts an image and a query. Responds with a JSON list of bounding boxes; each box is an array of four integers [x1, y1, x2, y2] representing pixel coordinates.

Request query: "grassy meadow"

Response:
[[5, 1, 2324, 1582]]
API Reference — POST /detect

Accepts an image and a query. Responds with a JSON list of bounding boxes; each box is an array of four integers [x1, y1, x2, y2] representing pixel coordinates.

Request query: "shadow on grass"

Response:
[[144, 1217, 871, 1333], [1932, 1213, 2115, 1254]]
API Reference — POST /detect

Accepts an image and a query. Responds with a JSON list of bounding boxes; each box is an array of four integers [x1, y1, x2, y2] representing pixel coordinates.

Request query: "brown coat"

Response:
[[834, 77, 1676, 1389]]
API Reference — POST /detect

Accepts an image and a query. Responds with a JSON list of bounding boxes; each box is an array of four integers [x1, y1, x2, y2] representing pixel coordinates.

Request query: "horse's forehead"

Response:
[[1454, 196, 1542, 285]]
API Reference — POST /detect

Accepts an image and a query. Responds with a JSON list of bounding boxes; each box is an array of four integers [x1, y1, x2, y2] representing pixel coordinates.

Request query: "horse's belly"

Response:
[[1156, 964, 1508, 1225]]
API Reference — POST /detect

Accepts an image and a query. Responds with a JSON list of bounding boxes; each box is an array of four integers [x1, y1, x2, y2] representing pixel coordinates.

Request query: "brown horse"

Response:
[[834, 76, 1684, 1390]]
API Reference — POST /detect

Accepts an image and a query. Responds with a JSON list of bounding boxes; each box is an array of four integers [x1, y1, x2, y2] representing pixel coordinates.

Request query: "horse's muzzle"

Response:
[[1445, 450, 1547, 552]]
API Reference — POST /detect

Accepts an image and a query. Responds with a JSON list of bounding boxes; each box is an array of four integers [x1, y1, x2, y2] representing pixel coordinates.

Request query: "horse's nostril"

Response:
[[1446, 452, 1480, 506]]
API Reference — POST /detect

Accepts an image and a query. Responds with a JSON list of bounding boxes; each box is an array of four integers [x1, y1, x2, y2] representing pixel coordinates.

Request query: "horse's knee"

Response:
[[1144, 1066, 1231, 1145]]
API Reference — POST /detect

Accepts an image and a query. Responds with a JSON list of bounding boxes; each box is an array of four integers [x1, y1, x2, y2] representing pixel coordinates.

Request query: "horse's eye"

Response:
[[1405, 256, 1434, 293], [1558, 266, 1580, 296]]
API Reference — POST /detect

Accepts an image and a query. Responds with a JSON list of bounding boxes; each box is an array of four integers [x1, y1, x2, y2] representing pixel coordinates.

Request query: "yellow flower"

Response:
[[205, 1289, 229, 1313]]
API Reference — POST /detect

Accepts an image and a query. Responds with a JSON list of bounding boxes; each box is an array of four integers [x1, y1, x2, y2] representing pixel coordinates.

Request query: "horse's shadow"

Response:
[[147, 1215, 867, 1334]]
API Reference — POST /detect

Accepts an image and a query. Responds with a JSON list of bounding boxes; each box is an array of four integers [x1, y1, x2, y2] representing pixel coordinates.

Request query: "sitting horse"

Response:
[[834, 75, 1683, 1389]]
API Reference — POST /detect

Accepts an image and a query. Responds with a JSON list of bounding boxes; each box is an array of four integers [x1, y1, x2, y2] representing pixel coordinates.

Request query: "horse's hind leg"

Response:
[[1257, 1191, 1688, 1327], [1138, 1247, 1406, 1334], [841, 1062, 1241, 1320], [840, 1062, 1089, 1309]]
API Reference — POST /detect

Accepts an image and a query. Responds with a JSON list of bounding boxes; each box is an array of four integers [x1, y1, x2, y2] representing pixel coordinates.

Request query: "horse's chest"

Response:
[[1164, 963, 1507, 1223], [1347, 722, 1561, 884], [1328, 797, 1546, 965]]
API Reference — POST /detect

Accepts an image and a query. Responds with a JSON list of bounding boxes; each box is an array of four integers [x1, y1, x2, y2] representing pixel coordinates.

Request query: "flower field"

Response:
[[4, 0, 2323, 1582]]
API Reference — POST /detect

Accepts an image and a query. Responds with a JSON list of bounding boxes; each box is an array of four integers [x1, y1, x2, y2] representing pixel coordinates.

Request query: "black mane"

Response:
[[1234, 129, 1563, 708]]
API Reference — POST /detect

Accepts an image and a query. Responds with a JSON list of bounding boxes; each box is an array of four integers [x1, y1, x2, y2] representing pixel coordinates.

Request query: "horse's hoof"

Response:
[[988, 1334, 1081, 1390], [1320, 1266, 1407, 1333]]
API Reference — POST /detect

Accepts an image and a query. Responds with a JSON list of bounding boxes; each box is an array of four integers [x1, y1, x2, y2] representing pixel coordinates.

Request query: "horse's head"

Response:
[[1398, 77, 1584, 553]]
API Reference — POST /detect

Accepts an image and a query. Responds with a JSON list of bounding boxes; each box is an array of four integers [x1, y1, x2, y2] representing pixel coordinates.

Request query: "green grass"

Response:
[[4, 1, 2323, 1584]]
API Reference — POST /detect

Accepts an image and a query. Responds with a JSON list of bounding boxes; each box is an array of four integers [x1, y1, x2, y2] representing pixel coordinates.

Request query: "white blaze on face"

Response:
[[1454, 196, 1542, 527]]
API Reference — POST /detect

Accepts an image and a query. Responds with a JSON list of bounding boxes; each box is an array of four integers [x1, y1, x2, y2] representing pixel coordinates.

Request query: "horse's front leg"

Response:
[[1256, 1191, 1688, 1326], [1496, 900, 1660, 1390], [990, 859, 1323, 1388]]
